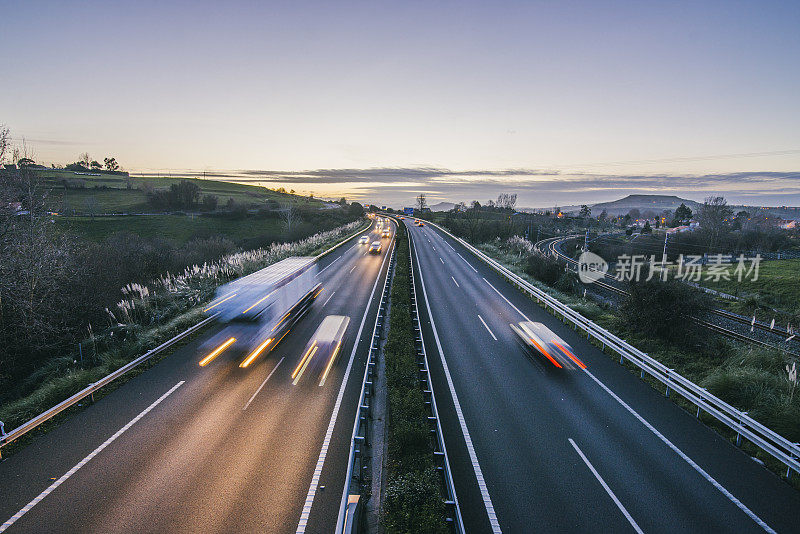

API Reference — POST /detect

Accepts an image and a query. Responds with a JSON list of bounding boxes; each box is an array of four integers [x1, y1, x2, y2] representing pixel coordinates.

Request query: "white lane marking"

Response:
[[582, 368, 776, 533], [432, 245, 436, 251], [322, 291, 336, 307], [317, 256, 341, 277], [483, 278, 530, 320], [298, 238, 394, 533], [349, 264, 357, 274], [478, 315, 498, 341], [243, 357, 285, 411], [457, 252, 479, 272], [482, 272, 776, 532], [483, 271, 777, 532], [569, 438, 644, 534], [412, 236, 502, 533], [440, 257, 445, 264], [444, 240, 456, 251], [451, 276, 460, 288], [0, 381, 185, 533]]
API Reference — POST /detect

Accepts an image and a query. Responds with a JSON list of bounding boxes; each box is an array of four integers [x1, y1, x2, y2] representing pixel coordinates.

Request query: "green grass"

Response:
[[695, 258, 800, 316], [55, 214, 286, 244], [382, 224, 448, 533], [33, 168, 324, 214]]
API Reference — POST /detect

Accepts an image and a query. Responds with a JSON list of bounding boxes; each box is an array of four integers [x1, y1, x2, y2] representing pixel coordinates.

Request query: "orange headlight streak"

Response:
[[292, 345, 318, 385], [292, 342, 317, 379], [530, 338, 562, 368], [240, 338, 273, 368], [203, 293, 237, 312], [318, 342, 342, 386], [271, 312, 291, 332], [199, 337, 236, 366], [553, 341, 586, 369]]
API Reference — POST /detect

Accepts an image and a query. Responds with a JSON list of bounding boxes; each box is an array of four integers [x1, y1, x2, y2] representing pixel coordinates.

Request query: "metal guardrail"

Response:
[[0, 314, 217, 457], [407, 231, 464, 533], [337, 235, 396, 534], [429, 220, 800, 479], [0, 219, 373, 458], [541, 235, 800, 354]]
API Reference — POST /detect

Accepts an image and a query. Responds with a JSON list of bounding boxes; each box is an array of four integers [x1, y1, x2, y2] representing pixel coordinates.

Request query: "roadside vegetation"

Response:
[[382, 223, 447, 533], [0, 130, 368, 434], [0, 219, 367, 437]]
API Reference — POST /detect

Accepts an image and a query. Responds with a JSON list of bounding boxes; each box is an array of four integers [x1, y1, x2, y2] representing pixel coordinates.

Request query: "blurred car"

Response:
[[368, 241, 382, 254], [510, 321, 586, 370], [398, 216, 405, 220], [381, 229, 391, 238], [292, 315, 351, 385], [415, 220, 424, 226], [358, 235, 369, 245]]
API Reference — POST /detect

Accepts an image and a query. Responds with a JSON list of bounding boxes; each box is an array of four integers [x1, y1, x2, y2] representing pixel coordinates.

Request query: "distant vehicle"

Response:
[[381, 230, 391, 238], [201, 257, 321, 367], [292, 315, 351, 385], [359, 235, 370, 245], [398, 216, 405, 220], [368, 241, 382, 254], [415, 220, 424, 226], [510, 321, 586, 370]]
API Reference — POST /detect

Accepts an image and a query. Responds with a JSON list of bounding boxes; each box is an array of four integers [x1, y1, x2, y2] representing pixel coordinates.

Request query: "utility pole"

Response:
[[660, 231, 670, 280], [584, 230, 589, 252]]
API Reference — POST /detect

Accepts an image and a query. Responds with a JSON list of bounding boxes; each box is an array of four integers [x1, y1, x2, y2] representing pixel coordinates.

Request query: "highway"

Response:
[[0, 218, 395, 534], [404, 219, 800, 533]]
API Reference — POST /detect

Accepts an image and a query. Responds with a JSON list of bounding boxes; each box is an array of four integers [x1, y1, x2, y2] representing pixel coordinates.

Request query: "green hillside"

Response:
[[31, 168, 323, 214]]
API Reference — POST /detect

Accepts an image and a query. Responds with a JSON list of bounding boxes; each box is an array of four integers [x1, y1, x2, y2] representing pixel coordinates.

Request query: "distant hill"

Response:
[[429, 201, 456, 212], [589, 195, 701, 216]]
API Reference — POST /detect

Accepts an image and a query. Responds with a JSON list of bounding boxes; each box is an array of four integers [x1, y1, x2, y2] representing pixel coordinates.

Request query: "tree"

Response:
[[17, 157, 35, 167], [416, 193, 427, 211], [497, 193, 517, 211], [280, 202, 299, 235], [103, 157, 119, 171], [201, 194, 218, 211], [79, 152, 90, 168], [169, 180, 201, 209], [90, 160, 102, 170], [641, 221, 652, 234], [338, 197, 347, 206], [0, 125, 9, 164], [627, 208, 641, 220], [674, 203, 693, 223], [699, 196, 733, 250], [598, 209, 607, 222], [579, 205, 591, 218]]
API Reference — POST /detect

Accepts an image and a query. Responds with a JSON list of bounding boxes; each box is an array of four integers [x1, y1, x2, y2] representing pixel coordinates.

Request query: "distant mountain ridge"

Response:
[[589, 194, 701, 216]]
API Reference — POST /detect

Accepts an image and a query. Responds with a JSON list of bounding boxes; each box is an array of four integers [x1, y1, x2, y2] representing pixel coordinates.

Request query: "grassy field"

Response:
[[55, 214, 289, 244], [696, 259, 800, 316], [32, 168, 324, 214]]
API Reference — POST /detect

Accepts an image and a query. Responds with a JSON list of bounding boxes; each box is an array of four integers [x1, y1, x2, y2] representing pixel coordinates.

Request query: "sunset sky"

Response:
[[2, 0, 799, 207]]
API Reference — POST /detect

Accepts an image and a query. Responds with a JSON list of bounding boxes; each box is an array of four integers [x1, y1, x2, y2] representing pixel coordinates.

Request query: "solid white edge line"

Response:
[[451, 276, 460, 288], [568, 438, 644, 534], [297, 232, 394, 534], [412, 235, 502, 533], [456, 252, 479, 272], [481, 268, 776, 534], [0, 381, 185, 533], [243, 357, 285, 411], [582, 368, 776, 534], [477, 315, 498, 341]]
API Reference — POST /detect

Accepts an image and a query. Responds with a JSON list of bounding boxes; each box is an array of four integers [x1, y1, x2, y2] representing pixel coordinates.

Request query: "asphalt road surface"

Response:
[[406, 219, 800, 534], [0, 218, 395, 534]]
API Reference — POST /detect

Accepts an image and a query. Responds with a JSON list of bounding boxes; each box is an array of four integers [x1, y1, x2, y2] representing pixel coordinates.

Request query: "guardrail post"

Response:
[[736, 412, 748, 447]]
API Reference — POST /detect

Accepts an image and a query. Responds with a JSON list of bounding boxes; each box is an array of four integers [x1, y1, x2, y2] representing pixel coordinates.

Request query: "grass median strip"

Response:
[[382, 223, 448, 533]]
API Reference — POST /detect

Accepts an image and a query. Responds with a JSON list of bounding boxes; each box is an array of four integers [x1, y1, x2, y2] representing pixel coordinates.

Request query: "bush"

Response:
[[524, 254, 564, 286], [383, 224, 447, 532], [619, 279, 712, 345]]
